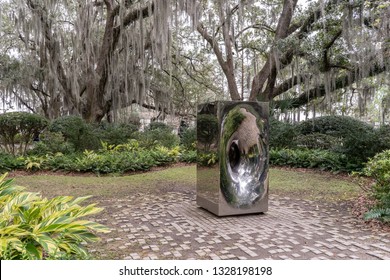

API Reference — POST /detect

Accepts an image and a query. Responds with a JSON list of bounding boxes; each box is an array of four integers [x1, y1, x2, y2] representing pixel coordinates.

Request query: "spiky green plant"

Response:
[[0, 173, 110, 260]]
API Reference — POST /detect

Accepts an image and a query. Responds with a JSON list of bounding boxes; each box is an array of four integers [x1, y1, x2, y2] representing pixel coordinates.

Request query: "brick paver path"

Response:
[[94, 192, 390, 260]]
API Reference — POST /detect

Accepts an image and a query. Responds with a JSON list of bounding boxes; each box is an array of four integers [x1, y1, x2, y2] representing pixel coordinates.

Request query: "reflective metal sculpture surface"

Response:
[[220, 104, 268, 208], [197, 101, 269, 216]]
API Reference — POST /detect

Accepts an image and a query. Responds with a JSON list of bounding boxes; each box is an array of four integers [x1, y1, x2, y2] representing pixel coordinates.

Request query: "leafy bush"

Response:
[[145, 122, 171, 131], [49, 116, 100, 151], [376, 125, 390, 152], [197, 114, 218, 151], [0, 139, 195, 174], [180, 127, 196, 150], [0, 173, 109, 260], [297, 116, 381, 167], [0, 153, 25, 172], [297, 115, 372, 136], [270, 148, 350, 172], [197, 152, 218, 166], [295, 133, 342, 150], [0, 112, 48, 155], [29, 131, 75, 155], [136, 122, 179, 149], [269, 117, 298, 149], [363, 150, 390, 222], [179, 149, 197, 163], [94, 122, 139, 146]]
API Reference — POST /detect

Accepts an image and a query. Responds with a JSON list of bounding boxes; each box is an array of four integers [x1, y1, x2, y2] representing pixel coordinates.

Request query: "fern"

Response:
[[364, 208, 390, 221]]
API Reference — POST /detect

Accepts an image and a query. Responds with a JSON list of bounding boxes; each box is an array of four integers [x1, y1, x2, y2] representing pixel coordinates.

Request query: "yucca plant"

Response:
[[0, 173, 110, 260]]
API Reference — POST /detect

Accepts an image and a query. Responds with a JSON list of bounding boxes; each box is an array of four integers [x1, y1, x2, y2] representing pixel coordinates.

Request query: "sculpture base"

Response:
[[197, 193, 268, 217]]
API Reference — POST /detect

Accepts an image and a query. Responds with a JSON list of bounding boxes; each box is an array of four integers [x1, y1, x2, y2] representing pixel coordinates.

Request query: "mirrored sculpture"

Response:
[[197, 101, 269, 216]]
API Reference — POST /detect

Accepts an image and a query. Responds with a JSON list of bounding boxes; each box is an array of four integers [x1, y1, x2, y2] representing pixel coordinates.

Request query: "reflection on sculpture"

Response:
[[197, 101, 269, 216], [220, 105, 268, 208]]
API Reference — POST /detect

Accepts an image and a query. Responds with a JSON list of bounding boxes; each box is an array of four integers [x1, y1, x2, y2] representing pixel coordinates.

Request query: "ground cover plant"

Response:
[[0, 173, 109, 260], [1, 143, 189, 175]]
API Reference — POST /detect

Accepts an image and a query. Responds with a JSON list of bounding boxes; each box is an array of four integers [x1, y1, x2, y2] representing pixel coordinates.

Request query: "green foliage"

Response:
[[197, 152, 218, 167], [376, 125, 390, 152], [295, 133, 342, 150], [297, 116, 381, 167], [0, 173, 110, 260], [223, 108, 245, 142], [197, 114, 218, 151], [136, 122, 179, 149], [29, 131, 75, 155], [179, 149, 197, 163], [180, 127, 196, 150], [363, 150, 390, 222], [49, 116, 100, 151], [24, 156, 45, 170], [145, 122, 171, 131], [0, 112, 48, 155], [94, 122, 139, 146], [298, 115, 372, 137], [270, 148, 350, 172], [70, 145, 179, 174], [0, 138, 197, 174], [0, 153, 25, 172], [269, 117, 297, 148]]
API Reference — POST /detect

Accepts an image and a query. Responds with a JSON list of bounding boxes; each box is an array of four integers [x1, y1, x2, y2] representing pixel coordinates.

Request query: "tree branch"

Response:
[[273, 62, 388, 109], [249, 0, 298, 101]]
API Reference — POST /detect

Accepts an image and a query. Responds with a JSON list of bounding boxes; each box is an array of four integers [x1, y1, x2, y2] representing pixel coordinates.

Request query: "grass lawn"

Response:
[[269, 168, 363, 202], [11, 165, 363, 203]]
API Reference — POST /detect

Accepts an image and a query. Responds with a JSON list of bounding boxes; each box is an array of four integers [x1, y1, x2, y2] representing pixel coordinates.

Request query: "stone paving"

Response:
[[94, 191, 390, 260]]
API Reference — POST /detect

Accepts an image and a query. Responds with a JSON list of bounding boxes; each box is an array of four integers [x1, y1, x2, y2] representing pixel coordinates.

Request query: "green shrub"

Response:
[[29, 131, 75, 155], [136, 122, 179, 149], [0, 173, 109, 260], [363, 150, 390, 222], [297, 115, 372, 136], [145, 122, 171, 131], [180, 127, 196, 150], [95, 122, 139, 146], [295, 133, 342, 150], [376, 125, 390, 152], [269, 148, 350, 172], [179, 149, 197, 163], [43, 153, 78, 171], [49, 116, 100, 151], [297, 116, 380, 167], [62, 145, 181, 174], [197, 114, 218, 151], [0, 112, 48, 155], [197, 152, 218, 166], [0, 140, 195, 174], [0, 153, 25, 171], [269, 117, 298, 149]]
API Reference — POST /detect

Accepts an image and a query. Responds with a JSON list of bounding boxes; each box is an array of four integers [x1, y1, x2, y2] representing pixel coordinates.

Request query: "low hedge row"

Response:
[[0, 145, 197, 175], [270, 148, 357, 173]]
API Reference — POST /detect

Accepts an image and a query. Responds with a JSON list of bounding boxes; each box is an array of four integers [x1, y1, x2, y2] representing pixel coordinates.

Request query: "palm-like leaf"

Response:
[[0, 174, 110, 260]]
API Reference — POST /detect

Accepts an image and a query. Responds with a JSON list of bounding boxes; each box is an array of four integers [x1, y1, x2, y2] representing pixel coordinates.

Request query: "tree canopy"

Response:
[[0, 0, 389, 123]]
